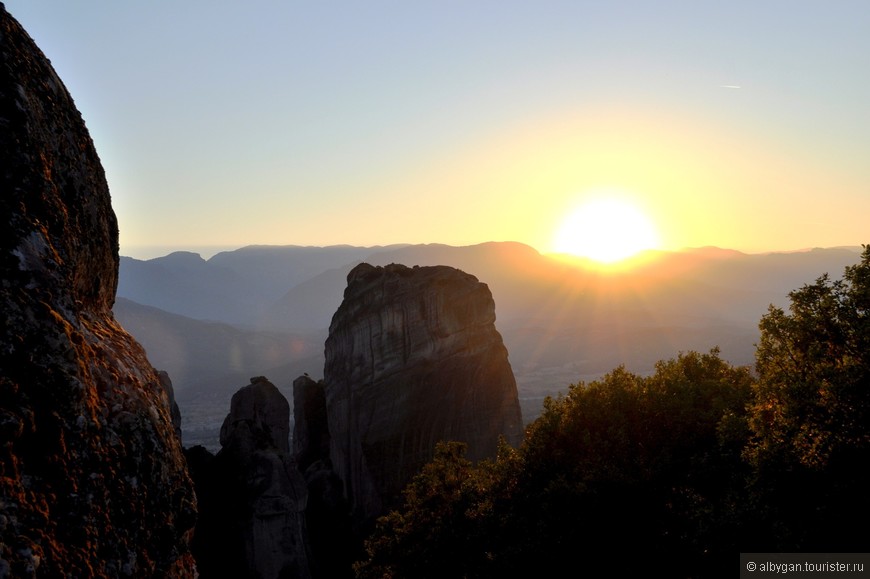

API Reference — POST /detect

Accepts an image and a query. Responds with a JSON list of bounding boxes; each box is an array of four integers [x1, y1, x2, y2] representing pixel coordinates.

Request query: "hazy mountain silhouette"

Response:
[[119, 244, 408, 326], [115, 242, 863, 445], [208, 244, 409, 288], [261, 243, 863, 332], [113, 297, 325, 448], [119, 252, 256, 325]]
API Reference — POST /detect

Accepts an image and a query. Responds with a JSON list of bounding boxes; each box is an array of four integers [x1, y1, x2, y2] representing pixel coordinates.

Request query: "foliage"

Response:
[[353, 440, 520, 579], [356, 350, 753, 577], [751, 245, 870, 468], [508, 350, 753, 575], [747, 245, 870, 549]]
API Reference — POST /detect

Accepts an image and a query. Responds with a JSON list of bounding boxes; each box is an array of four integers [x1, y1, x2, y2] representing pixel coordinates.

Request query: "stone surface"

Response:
[[292, 374, 354, 578], [192, 377, 311, 579], [0, 4, 196, 576], [322, 263, 523, 525], [157, 370, 183, 442], [220, 375, 291, 455], [292, 374, 330, 473]]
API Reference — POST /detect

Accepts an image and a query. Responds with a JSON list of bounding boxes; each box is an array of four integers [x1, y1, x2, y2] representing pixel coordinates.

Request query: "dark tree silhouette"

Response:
[[747, 245, 870, 550]]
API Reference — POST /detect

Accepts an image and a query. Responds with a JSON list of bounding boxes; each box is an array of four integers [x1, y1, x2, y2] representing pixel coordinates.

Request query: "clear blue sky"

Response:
[[8, 1, 870, 258]]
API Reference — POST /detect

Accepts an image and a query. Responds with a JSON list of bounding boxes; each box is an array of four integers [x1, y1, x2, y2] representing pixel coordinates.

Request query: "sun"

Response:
[[553, 197, 661, 263]]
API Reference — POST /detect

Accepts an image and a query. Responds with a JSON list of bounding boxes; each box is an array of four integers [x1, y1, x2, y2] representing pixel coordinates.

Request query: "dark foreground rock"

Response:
[[292, 375, 354, 578], [317, 263, 524, 527], [190, 377, 311, 579], [0, 4, 196, 576]]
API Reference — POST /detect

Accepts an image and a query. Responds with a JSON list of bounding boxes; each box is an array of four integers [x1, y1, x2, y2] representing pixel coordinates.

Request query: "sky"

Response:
[[7, 1, 870, 259]]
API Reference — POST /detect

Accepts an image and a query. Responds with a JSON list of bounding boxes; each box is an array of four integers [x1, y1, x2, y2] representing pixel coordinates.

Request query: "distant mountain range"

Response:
[[114, 242, 863, 447]]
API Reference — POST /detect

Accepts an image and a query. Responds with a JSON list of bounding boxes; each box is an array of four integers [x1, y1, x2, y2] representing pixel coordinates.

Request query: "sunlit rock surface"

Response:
[[0, 4, 196, 575], [322, 263, 523, 525], [192, 377, 311, 579]]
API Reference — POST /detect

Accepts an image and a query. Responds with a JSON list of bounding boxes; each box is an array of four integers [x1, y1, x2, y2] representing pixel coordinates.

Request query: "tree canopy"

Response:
[[357, 351, 754, 577], [747, 245, 870, 550]]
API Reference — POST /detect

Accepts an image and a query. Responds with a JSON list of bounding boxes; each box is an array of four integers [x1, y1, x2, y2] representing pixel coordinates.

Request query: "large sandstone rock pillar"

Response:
[[0, 4, 196, 576], [323, 263, 523, 525]]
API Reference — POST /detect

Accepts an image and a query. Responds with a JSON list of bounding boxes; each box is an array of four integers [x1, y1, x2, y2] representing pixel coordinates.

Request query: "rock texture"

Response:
[[322, 263, 523, 525], [292, 375, 353, 578], [293, 375, 330, 473], [0, 4, 196, 576], [157, 370, 183, 441], [191, 377, 311, 579]]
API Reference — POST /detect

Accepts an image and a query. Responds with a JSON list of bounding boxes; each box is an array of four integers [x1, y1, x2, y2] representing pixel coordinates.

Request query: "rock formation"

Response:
[[292, 375, 354, 578], [293, 375, 330, 473], [157, 370, 184, 441], [190, 377, 311, 579], [320, 263, 523, 526], [0, 4, 196, 576]]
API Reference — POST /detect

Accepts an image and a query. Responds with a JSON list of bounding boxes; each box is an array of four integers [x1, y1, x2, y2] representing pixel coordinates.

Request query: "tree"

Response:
[[510, 350, 753, 574], [354, 440, 519, 579], [748, 245, 870, 549], [356, 350, 754, 577]]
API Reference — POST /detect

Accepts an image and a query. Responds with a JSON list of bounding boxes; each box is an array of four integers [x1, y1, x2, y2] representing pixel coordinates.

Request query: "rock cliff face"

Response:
[[292, 375, 353, 578], [191, 377, 311, 579], [293, 375, 330, 473], [322, 263, 523, 524], [0, 4, 196, 576]]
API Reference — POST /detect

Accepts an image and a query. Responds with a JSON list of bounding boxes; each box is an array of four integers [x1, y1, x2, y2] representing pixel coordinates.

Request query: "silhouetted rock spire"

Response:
[[192, 377, 312, 579]]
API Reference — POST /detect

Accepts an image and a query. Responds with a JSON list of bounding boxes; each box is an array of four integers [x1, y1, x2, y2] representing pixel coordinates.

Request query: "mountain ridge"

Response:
[[115, 242, 863, 448]]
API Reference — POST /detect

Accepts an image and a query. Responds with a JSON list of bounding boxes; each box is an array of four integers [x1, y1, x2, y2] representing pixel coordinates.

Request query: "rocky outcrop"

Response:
[[293, 375, 330, 473], [191, 377, 311, 579], [321, 263, 523, 525], [219, 376, 292, 455], [0, 4, 196, 576], [157, 370, 183, 441], [292, 375, 354, 578]]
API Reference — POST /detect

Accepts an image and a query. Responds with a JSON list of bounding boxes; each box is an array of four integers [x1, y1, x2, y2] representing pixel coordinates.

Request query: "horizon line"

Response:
[[119, 241, 865, 262]]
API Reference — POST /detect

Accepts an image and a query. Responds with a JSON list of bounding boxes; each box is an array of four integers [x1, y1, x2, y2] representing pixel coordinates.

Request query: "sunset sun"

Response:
[[553, 197, 661, 264]]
